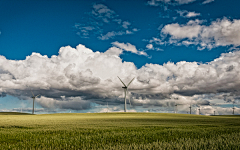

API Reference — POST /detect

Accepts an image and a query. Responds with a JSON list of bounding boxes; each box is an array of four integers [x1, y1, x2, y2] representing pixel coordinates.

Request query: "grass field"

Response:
[[0, 112, 240, 149]]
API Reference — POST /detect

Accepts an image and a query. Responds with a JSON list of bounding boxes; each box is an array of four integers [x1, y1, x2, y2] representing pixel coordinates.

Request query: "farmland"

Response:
[[0, 112, 240, 149]]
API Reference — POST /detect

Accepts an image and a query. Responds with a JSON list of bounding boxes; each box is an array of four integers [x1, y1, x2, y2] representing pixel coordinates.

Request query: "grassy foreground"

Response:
[[0, 113, 240, 150]]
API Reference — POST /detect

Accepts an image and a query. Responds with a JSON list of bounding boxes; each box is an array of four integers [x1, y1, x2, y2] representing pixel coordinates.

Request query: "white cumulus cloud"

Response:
[[161, 18, 240, 49], [162, 20, 202, 39], [0, 44, 240, 114], [112, 42, 148, 56]]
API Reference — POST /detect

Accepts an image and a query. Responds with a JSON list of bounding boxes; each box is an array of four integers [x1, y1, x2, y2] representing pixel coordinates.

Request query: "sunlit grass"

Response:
[[0, 112, 240, 149]]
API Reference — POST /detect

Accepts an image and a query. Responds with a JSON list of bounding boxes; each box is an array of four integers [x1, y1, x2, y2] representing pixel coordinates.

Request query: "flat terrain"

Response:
[[0, 112, 240, 149]]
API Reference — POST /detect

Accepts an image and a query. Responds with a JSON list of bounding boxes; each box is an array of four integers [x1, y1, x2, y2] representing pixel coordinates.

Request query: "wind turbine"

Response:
[[31, 91, 40, 114], [172, 96, 179, 114], [198, 107, 201, 115], [117, 76, 135, 112], [189, 105, 192, 114], [174, 103, 178, 114], [232, 101, 235, 115], [174, 102, 184, 114]]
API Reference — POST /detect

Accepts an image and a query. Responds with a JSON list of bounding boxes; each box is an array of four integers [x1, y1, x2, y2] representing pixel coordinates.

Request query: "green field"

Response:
[[0, 112, 240, 149]]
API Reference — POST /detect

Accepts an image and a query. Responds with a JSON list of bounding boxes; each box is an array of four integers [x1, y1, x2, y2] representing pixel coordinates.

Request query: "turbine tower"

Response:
[[31, 91, 40, 114], [232, 101, 235, 115], [175, 104, 178, 114], [189, 105, 192, 114], [117, 76, 135, 112], [198, 107, 200, 115]]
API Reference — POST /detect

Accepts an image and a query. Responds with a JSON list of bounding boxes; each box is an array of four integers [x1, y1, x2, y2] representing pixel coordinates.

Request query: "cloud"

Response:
[[104, 47, 123, 56], [1, 44, 240, 114], [145, 43, 163, 51], [0, 108, 46, 113], [196, 106, 239, 116], [92, 3, 116, 23], [36, 96, 91, 110], [98, 29, 136, 40], [122, 21, 131, 29], [74, 25, 99, 39], [98, 31, 125, 40], [146, 44, 154, 49], [161, 18, 240, 49], [202, 0, 214, 4], [176, 10, 201, 18], [112, 41, 148, 56], [147, 0, 196, 6], [74, 4, 138, 40], [162, 19, 202, 39], [98, 106, 137, 113], [148, 37, 166, 45]]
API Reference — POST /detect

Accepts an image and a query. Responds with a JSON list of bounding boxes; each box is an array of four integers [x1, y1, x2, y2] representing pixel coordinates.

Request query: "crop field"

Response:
[[0, 112, 240, 150]]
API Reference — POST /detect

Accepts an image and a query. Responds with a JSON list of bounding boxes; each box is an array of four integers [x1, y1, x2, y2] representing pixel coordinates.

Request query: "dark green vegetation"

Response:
[[0, 112, 32, 115], [0, 113, 239, 149]]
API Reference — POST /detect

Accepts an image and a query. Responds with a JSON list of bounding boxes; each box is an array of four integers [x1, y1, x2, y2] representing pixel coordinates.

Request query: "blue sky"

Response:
[[0, 0, 240, 115]]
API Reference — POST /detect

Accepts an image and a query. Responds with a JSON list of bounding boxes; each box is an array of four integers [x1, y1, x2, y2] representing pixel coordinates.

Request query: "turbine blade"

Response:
[[127, 77, 135, 87], [31, 90, 35, 97], [117, 76, 127, 87], [35, 94, 40, 98]]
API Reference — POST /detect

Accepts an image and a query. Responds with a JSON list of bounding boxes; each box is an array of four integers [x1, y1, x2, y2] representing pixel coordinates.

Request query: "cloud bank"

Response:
[[1, 44, 240, 112], [161, 18, 240, 49]]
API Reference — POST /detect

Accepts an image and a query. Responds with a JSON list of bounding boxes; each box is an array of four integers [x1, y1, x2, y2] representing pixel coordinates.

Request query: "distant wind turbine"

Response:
[[174, 102, 184, 114], [174, 104, 177, 114], [189, 105, 192, 114], [31, 91, 40, 114], [117, 76, 135, 112], [198, 107, 201, 115], [232, 101, 235, 115], [189, 99, 193, 114]]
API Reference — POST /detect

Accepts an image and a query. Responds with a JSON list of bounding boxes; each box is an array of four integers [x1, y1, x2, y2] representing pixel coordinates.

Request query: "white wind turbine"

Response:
[[117, 76, 135, 112], [174, 101, 183, 114], [172, 96, 179, 114], [31, 91, 40, 114], [232, 101, 235, 115], [189, 99, 192, 114], [174, 103, 178, 114], [174, 103, 182, 114], [198, 106, 201, 115]]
